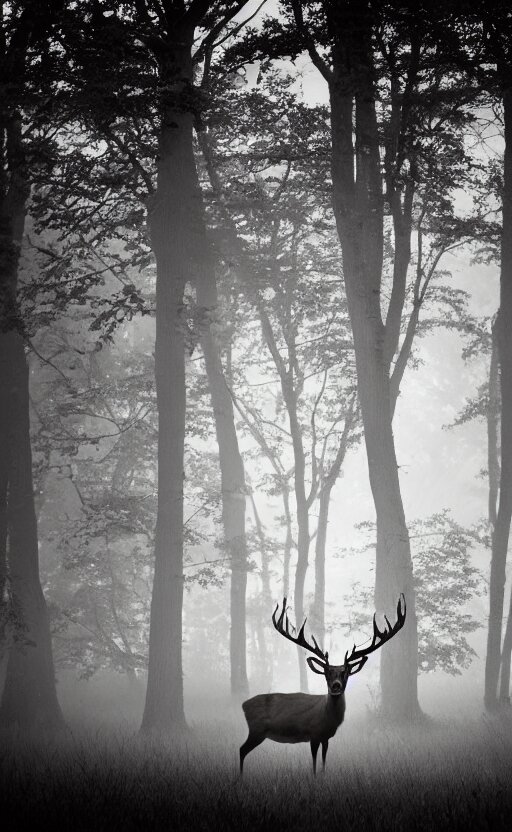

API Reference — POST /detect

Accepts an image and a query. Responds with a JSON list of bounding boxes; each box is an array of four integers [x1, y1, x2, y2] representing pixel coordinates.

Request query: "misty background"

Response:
[[37, 250, 496, 726]]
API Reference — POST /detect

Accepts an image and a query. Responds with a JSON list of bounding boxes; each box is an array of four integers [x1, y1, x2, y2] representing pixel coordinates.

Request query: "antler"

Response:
[[344, 594, 406, 668], [272, 597, 328, 663]]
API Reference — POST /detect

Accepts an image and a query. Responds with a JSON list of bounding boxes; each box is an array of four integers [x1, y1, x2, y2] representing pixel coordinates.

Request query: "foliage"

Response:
[[343, 511, 484, 675], [411, 511, 484, 674]]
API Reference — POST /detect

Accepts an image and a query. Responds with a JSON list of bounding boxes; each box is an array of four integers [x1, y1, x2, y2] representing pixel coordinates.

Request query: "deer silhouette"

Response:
[[240, 595, 406, 774]]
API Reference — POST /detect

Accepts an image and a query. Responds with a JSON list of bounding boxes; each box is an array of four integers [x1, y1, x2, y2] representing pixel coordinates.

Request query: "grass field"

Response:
[[1, 715, 511, 831]]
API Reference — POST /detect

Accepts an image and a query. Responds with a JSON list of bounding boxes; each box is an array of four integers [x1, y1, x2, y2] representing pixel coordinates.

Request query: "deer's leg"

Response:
[[321, 740, 328, 772], [310, 740, 320, 775], [239, 734, 264, 775]]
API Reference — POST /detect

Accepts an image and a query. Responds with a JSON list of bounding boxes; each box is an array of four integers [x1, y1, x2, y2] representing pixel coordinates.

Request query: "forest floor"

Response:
[[0, 713, 511, 831]]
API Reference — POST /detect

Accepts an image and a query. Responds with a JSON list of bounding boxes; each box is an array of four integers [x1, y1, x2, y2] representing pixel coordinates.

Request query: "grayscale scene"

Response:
[[1, 0, 511, 829]]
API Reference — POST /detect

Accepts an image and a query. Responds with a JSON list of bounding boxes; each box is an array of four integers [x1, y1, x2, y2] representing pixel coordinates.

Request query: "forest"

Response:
[[1, 0, 512, 829]]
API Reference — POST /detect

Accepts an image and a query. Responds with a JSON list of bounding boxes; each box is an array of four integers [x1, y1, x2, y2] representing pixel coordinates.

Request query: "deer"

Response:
[[240, 594, 406, 775]]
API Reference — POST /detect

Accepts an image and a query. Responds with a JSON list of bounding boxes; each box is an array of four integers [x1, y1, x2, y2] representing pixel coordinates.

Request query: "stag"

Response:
[[240, 594, 406, 774]]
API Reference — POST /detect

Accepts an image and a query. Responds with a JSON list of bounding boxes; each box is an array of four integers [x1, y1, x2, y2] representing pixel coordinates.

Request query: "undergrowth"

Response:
[[0, 715, 511, 831]]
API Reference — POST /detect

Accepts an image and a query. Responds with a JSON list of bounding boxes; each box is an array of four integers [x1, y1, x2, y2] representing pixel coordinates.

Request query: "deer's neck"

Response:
[[325, 693, 346, 722]]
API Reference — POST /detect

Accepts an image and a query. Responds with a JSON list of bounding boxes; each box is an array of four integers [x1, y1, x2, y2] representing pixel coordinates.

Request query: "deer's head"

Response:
[[305, 655, 367, 695], [272, 595, 407, 696]]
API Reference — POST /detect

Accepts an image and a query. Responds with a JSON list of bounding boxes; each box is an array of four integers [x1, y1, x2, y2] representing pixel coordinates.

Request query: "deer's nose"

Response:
[[331, 680, 342, 693]]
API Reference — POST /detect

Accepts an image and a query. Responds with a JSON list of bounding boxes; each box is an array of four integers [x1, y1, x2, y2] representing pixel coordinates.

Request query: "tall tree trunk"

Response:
[[256, 301, 311, 691], [0, 333, 63, 729], [499, 588, 512, 704], [326, 2, 420, 720], [311, 404, 355, 648], [141, 41, 197, 733], [197, 271, 249, 700], [486, 323, 512, 704], [0, 345, 9, 684], [0, 107, 63, 728], [249, 492, 272, 685], [249, 492, 272, 688], [283, 373, 310, 692], [141, 269, 186, 732], [198, 125, 311, 686], [294, 511, 310, 692], [282, 485, 293, 599], [488, 325, 500, 529], [249, 491, 272, 609], [485, 87, 512, 711], [339, 248, 419, 720], [312, 487, 329, 649]]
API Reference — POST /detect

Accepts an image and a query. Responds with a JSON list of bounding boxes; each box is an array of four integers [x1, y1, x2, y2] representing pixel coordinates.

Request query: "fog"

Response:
[[36, 253, 496, 727]]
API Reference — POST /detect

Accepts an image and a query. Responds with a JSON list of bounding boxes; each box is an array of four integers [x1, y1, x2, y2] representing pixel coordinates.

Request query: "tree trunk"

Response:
[[0, 332, 64, 729], [141, 276, 186, 732], [0, 352, 9, 677], [280, 375, 310, 692], [341, 281, 419, 718], [499, 586, 512, 704], [312, 487, 329, 649], [197, 271, 249, 700], [311, 406, 355, 650], [487, 322, 510, 703], [282, 486, 293, 599], [485, 87, 512, 711], [0, 109, 63, 728], [327, 2, 420, 720], [141, 41, 197, 733], [256, 301, 311, 691], [249, 490, 272, 610], [488, 325, 500, 528], [249, 492, 272, 686], [293, 504, 310, 692]]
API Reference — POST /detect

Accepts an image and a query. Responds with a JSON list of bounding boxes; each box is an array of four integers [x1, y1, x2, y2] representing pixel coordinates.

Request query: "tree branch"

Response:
[[289, 0, 332, 84]]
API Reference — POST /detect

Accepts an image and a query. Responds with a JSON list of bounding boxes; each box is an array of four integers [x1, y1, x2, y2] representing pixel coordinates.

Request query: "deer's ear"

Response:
[[307, 656, 326, 675], [347, 656, 368, 676]]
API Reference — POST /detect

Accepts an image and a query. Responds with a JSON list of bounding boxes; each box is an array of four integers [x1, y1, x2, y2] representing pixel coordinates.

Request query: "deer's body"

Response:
[[242, 691, 345, 745], [239, 595, 406, 775]]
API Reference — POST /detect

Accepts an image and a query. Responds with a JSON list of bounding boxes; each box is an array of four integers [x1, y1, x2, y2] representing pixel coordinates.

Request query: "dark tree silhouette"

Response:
[[481, 12, 512, 711], [0, 0, 64, 730]]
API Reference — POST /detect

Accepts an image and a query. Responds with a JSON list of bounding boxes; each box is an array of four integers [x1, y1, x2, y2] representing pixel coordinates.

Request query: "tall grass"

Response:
[[0, 715, 511, 831]]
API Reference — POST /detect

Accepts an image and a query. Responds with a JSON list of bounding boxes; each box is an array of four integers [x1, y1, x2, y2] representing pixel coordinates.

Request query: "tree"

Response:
[[55, 1, 258, 710], [246, 0, 481, 719], [25, 274, 239, 687], [0, 0, 65, 730], [479, 7, 512, 712], [198, 69, 361, 688], [446, 0, 512, 709]]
